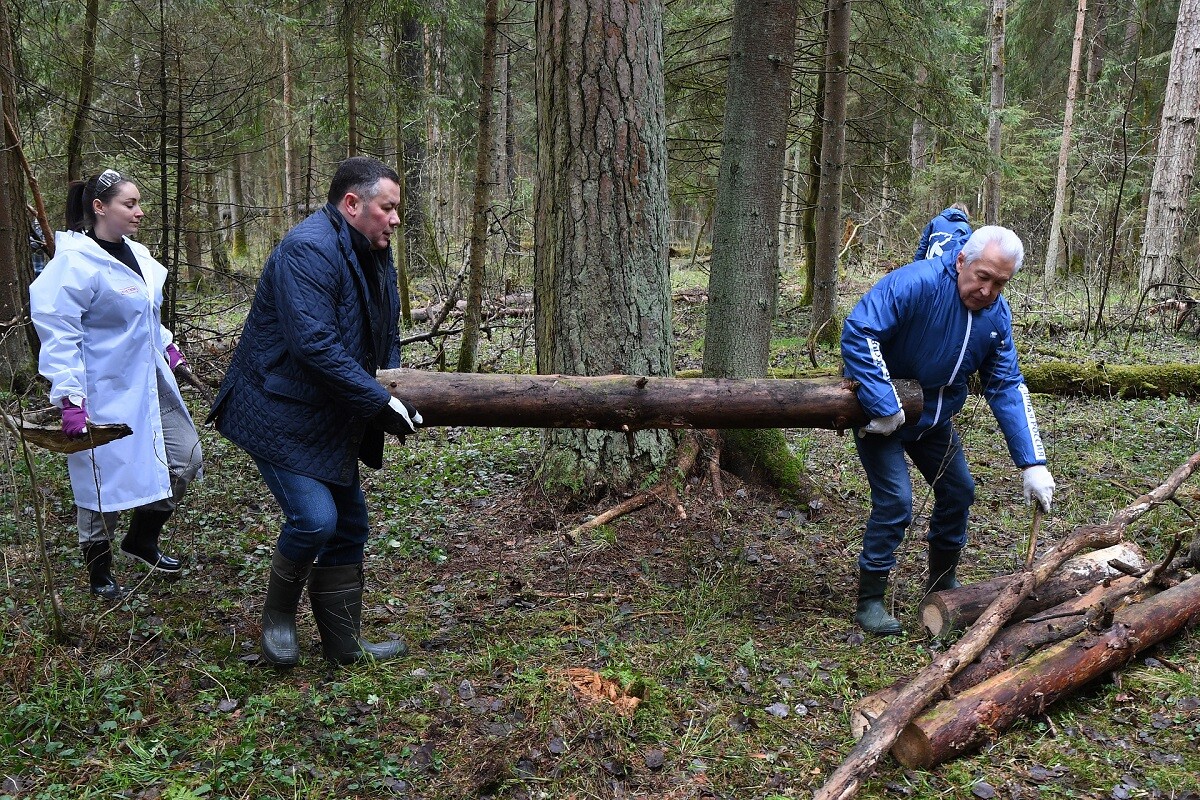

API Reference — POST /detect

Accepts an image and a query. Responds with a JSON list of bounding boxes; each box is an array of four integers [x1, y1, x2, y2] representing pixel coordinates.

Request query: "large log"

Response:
[[813, 448, 1200, 800], [893, 573, 1200, 768], [376, 369, 923, 432], [919, 542, 1150, 637]]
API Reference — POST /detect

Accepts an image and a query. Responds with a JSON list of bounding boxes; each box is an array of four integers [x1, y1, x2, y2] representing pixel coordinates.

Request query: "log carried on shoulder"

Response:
[[375, 369, 923, 432]]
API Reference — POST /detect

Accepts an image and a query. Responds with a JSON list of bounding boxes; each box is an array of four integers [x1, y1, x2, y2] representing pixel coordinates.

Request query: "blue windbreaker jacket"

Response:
[[840, 252, 1047, 469], [914, 207, 971, 261]]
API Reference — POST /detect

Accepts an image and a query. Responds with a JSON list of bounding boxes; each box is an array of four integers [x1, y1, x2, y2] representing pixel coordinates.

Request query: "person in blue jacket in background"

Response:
[[209, 157, 422, 667], [841, 225, 1055, 635], [914, 202, 971, 261]]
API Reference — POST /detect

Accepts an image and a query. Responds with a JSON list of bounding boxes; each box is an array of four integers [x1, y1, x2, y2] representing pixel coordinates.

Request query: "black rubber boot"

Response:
[[120, 509, 182, 573], [82, 541, 129, 601], [261, 550, 312, 667], [309, 563, 407, 665], [926, 547, 963, 593], [855, 569, 903, 635]]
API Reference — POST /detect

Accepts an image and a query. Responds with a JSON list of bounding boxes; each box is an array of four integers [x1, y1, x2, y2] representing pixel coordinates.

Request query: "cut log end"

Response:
[[920, 596, 952, 638], [892, 723, 934, 768]]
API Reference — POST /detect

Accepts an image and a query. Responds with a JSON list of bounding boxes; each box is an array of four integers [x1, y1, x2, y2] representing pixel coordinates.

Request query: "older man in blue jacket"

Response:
[[841, 226, 1055, 635], [210, 157, 421, 666]]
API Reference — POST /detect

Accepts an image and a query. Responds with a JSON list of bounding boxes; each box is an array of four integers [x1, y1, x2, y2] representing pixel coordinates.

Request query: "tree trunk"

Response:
[[203, 166, 230, 276], [809, 0, 850, 347], [0, 0, 35, 387], [1044, 0, 1088, 282], [229, 153, 248, 259], [65, 0, 99, 183], [909, 66, 929, 179], [456, 0, 500, 373], [282, 36, 297, 225], [534, 0, 675, 491], [1138, 0, 1200, 295], [376, 370, 923, 432], [399, 13, 429, 278], [1022, 359, 1200, 399], [801, 67, 824, 306], [703, 0, 798, 381], [894, 574, 1200, 768], [702, 0, 803, 498], [983, 0, 1006, 225], [343, 0, 359, 157], [919, 541, 1149, 637]]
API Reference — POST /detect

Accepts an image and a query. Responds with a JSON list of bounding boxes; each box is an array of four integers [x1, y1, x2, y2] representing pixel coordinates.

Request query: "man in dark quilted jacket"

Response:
[[210, 156, 422, 667]]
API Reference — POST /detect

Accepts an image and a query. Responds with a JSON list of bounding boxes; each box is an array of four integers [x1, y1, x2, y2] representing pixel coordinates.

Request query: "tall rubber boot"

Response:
[[926, 547, 963, 594], [855, 569, 903, 635], [120, 509, 182, 573], [261, 550, 312, 667], [309, 563, 407, 665], [82, 541, 129, 601]]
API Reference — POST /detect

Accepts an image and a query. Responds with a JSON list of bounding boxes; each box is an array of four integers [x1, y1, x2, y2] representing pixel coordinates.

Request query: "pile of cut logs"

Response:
[[853, 541, 1200, 768]]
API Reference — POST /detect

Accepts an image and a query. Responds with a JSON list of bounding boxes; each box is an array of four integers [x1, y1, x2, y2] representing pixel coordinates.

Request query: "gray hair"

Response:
[[961, 225, 1024, 272]]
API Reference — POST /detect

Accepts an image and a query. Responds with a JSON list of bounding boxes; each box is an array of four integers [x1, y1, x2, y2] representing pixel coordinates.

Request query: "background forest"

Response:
[[2, 0, 1200, 799]]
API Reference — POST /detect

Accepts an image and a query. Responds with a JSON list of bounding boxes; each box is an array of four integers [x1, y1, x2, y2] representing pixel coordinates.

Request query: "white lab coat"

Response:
[[29, 231, 192, 512]]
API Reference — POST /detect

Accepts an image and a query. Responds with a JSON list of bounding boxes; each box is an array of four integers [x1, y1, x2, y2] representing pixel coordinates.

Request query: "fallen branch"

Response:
[[813, 448, 1200, 800]]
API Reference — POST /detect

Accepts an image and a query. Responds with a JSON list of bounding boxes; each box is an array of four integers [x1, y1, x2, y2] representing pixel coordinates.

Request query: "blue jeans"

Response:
[[253, 457, 370, 567], [853, 423, 975, 574]]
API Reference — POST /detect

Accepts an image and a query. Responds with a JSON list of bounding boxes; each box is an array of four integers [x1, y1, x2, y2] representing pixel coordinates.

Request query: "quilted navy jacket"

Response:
[[840, 250, 1047, 469], [209, 205, 401, 485]]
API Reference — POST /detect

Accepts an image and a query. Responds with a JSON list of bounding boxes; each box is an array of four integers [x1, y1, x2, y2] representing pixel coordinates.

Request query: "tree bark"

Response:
[[66, 0, 99, 183], [701, 0, 802, 498], [894, 574, 1200, 768], [0, 0, 36, 385], [457, 0, 500, 373], [919, 541, 1149, 637], [1043, 0, 1088, 281], [1022, 359, 1200, 399], [814, 448, 1200, 800], [376, 369, 923, 432], [534, 0, 675, 490], [983, 0, 1006, 225], [809, 0, 850, 346], [1137, 0, 1200, 295], [703, 0, 798, 381]]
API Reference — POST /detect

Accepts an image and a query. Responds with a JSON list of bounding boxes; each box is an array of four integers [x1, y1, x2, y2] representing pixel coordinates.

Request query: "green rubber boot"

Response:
[[309, 563, 408, 665], [855, 569, 903, 635]]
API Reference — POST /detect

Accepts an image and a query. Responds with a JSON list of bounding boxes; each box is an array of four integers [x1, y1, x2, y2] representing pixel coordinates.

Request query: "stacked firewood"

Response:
[[851, 539, 1200, 769]]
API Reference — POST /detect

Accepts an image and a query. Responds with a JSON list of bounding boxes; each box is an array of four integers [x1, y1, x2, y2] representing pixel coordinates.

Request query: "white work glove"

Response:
[[377, 396, 423, 437], [1022, 465, 1055, 512], [858, 409, 905, 438]]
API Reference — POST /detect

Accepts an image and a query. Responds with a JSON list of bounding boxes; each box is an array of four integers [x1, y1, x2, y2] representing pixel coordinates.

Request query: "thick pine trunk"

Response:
[[894, 574, 1200, 768], [534, 0, 674, 490], [0, 0, 34, 386], [377, 369, 923, 432]]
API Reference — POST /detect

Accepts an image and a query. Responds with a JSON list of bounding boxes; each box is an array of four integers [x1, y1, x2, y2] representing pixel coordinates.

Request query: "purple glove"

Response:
[[62, 399, 88, 437], [166, 343, 187, 371]]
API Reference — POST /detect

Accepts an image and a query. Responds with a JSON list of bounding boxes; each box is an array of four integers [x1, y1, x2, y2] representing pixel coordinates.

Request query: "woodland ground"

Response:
[[3, 258, 1200, 800]]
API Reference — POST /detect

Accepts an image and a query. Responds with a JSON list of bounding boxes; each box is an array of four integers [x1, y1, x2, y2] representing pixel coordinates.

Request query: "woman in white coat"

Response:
[[29, 169, 203, 600]]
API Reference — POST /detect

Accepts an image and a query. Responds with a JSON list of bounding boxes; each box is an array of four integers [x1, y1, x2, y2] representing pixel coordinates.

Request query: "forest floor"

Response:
[[3, 260, 1200, 799]]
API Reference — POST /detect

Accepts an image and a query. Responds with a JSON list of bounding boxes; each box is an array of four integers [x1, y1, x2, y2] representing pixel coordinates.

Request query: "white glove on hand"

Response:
[[1022, 465, 1055, 512], [858, 409, 905, 438]]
